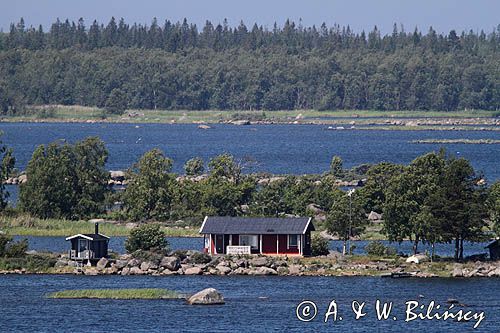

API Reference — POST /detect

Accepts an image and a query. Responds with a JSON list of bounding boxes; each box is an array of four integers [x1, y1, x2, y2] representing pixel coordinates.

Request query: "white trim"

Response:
[[259, 235, 262, 254], [199, 216, 208, 234], [276, 235, 279, 253], [302, 217, 312, 234], [66, 234, 94, 241], [299, 235, 302, 255]]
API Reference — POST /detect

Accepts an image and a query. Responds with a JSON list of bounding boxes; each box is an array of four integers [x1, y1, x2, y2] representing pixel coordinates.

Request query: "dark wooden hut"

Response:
[[66, 223, 109, 265], [486, 240, 500, 260]]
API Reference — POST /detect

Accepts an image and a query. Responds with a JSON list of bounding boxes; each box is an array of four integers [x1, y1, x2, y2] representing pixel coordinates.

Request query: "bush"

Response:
[[0, 234, 28, 258], [365, 241, 397, 257], [5, 238, 28, 257], [130, 249, 165, 264], [188, 252, 211, 264], [311, 234, 330, 256], [125, 224, 169, 253]]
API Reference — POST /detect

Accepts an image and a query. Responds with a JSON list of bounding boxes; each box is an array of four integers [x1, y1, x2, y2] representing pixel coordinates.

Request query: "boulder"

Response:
[[18, 174, 28, 184], [83, 267, 98, 276], [187, 288, 225, 305], [140, 261, 154, 271], [248, 267, 277, 276], [216, 265, 232, 275], [307, 203, 325, 215], [249, 257, 268, 267], [113, 259, 128, 270], [277, 267, 289, 275], [110, 170, 125, 180], [127, 258, 141, 267], [406, 254, 429, 264], [367, 211, 383, 222], [487, 267, 500, 277], [129, 266, 144, 275], [160, 256, 181, 271], [231, 267, 250, 275], [184, 266, 203, 275], [198, 124, 211, 130], [232, 120, 250, 126], [288, 265, 302, 275], [96, 257, 109, 271]]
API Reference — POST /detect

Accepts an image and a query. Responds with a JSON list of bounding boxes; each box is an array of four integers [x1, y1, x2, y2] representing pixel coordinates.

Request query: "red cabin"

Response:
[[200, 216, 314, 257]]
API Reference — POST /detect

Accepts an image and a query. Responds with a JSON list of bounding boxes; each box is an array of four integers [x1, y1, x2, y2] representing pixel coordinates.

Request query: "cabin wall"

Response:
[[231, 234, 239, 246], [262, 235, 278, 254], [278, 234, 299, 254]]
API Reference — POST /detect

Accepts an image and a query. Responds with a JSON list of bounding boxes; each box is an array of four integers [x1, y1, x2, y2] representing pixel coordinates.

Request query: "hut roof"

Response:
[[199, 216, 314, 235], [65, 233, 110, 241]]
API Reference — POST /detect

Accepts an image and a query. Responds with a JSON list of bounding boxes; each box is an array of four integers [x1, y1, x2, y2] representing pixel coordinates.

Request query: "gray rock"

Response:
[[184, 266, 203, 275], [288, 265, 302, 275], [187, 288, 225, 305], [249, 257, 268, 267], [83, 267, 98, 276], [127, 258, 141, 267], [216, 265, 232, 275], [96, 257, 109, 271], [487, 267, 500, 277], [121, 267, 131, 275], [160, 256, 181, 271], [129, 266, 144, 275], [114, 260, 128, 270], [248, 267, 277, 275], [230, 267, 249, 275], [140, 261, 153, 271], [452, 265, 464, 277]]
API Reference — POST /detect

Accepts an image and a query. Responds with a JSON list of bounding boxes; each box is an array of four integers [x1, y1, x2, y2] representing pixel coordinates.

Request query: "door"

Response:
[[78, 239, 89, 258], [215, 235, 224, 254]]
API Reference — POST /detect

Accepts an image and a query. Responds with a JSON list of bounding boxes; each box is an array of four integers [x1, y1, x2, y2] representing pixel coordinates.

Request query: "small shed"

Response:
[[66, 223, 109, 264], [200, 216, 314, 256], [486, 240, 500, 260]]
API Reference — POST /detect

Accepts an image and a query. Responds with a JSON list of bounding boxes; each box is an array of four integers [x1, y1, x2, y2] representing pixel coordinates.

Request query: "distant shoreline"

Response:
[[1, 106, 498, 131]]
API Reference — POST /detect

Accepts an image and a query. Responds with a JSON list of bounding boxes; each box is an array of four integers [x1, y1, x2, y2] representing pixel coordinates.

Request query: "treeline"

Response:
[[1, 137, 499, 261], [0, 18, 499, 113]]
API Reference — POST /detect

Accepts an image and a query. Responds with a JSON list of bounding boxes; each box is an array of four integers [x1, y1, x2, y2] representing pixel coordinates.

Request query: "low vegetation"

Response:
[[47, 289, 180, 299]]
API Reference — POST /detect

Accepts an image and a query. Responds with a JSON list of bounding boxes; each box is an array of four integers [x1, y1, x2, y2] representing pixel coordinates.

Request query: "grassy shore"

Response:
[[0, 105, 497, 125], [0, 215, 200, 237], [47, 288, 180, 299]]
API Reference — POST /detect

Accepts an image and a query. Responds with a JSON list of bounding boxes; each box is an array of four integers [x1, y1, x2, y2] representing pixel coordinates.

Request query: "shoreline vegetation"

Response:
[[0, 106, 498, 131], [47, 288, 181, 299]]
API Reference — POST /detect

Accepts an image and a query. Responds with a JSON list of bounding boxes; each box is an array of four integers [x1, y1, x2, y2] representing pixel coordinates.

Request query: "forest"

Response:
[[0, 18, 499, 113]]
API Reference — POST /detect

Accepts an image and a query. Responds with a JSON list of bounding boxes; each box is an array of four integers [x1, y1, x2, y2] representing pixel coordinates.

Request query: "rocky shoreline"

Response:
[[3, 250, 500, 278]]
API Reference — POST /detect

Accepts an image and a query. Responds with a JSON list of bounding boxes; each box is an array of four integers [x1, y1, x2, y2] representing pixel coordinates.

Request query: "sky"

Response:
[[0, 0, 498, 34]]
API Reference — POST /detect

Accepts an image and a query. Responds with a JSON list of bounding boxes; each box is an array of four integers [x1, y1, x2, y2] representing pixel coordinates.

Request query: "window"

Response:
[[240, 235, 259, 249], [288, 234, 298, 248]]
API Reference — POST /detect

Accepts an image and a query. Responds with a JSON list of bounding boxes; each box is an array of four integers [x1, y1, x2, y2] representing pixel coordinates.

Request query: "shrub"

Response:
[[311, 234, 330, 256], [130, 249, 165, 264], [125, 224, 169, 253], [5, 238, 28, 257], [0, 234, 28, 258], [188, 252, 211, 264], [365, 241, 397, 257], [184, 157, 204, 176]]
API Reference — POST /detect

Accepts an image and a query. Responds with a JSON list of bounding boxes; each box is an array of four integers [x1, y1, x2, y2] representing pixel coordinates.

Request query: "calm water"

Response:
[[0, 274, 498, 332], [1, 123, 499, 179], [16, 236, 491, 258]]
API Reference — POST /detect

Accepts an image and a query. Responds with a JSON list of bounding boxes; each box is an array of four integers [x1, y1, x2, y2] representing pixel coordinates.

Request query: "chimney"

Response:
[[95, 223, 99, 235]]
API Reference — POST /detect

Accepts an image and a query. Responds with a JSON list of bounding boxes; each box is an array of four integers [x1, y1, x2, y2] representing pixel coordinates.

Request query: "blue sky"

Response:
[[1, 0, 498, 34]]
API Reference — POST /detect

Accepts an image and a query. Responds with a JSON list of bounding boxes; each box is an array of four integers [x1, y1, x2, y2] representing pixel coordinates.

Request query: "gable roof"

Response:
[[65, 233, 110, 241], [200, 216, 314, 235], [485, 239, 499, 249]]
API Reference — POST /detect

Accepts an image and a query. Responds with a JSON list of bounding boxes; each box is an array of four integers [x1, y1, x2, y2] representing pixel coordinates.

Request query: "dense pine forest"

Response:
[[0, 18, 499, 113]]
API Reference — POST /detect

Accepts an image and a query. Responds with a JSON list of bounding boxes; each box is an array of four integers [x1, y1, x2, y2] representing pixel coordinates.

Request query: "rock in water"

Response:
[[96, 257, 109, 271], [188, 288, 225, 305]]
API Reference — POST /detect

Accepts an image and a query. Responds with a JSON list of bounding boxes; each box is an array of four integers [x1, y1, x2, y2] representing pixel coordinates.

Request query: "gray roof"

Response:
[[200, 216, 314, 235]]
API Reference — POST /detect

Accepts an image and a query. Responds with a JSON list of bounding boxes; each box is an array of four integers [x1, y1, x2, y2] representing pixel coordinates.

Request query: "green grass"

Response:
[[0, 214, 200, 237], [1, 105, 497, 124], [47, 288, 180, 299]]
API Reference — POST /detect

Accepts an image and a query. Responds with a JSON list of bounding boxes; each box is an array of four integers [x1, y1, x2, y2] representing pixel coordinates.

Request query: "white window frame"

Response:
[[240, 235, 259, 250], [288, 234, 298, 248]]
